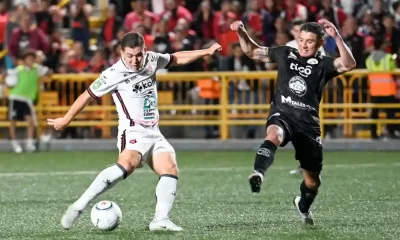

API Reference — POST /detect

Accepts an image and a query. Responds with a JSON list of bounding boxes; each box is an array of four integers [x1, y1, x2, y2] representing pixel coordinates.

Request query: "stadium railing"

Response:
[[0, 70, 400, 139]]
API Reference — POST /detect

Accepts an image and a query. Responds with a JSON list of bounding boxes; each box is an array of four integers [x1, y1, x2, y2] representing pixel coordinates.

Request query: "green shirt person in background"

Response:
[[5, 50, 49, 153]]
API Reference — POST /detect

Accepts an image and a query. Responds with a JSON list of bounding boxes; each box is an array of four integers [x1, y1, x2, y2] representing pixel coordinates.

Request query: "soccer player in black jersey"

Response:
[[230, 19, 356, 225]]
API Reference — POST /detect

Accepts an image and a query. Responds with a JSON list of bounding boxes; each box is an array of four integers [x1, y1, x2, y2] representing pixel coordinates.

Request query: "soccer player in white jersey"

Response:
[[47, 32, 222, 232]]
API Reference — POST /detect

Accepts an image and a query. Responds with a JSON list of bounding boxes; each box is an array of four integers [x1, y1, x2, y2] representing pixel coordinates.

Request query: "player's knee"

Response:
[[304, 177, 321, 190], [266, 125, 284, 145], [117, 150, 142, 175], [165, 161, 179, 176], [152, 152, 179, 176]]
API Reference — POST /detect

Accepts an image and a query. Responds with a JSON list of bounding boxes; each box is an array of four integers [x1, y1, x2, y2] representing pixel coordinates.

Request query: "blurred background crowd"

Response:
[[0, 0, 400, 143], [1, 0, 400, 74]]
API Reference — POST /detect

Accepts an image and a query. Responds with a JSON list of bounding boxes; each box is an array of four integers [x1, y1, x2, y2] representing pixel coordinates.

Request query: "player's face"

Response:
[[121, 46, 146, 71], [25, 55, 35, 67], [298, 31, 323, 58]]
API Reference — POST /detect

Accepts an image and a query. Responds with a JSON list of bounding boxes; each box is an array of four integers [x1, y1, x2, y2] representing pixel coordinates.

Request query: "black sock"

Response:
[[298, 181, 318, 213], [253, 140, 277, 175]]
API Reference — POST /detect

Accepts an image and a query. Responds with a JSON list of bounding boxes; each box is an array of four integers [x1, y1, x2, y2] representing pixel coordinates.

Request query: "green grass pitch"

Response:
[[0, 151, 399, 240]]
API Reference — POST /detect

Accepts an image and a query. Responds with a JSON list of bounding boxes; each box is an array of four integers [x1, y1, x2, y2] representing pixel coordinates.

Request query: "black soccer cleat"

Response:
[[248, 171, 264, 193]]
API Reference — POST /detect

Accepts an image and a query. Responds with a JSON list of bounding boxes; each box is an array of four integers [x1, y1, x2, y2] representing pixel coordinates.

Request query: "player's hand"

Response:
[[207, 43, 222, 55], [230, 21, 245, 32], [47, 117, 70, 131], [318, 19, 339, 38]]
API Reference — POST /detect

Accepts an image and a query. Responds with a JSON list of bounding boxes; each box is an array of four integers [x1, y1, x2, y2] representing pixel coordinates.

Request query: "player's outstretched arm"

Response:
[[230, 21, 271, 62], [47, 90, 93, 131], [318, 19, 356, 73], [170, 43, 222, 66]]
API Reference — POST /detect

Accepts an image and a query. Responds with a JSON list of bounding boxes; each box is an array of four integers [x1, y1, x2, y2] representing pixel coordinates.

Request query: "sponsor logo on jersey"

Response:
[[307, 58, 318, 65], [281, 95, 316, 111], [92, 79, 104, 90], [288, 76, 307, 97], [98, 75, 107, 84], [290, 63, 312, 77], [140, 64, 155, 76], [143, 94, 157, 119], [132, 77, 155, 93]]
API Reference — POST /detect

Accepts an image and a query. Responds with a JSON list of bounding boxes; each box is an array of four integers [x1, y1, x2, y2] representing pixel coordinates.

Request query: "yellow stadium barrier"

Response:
[[0, 70, 400, 140]]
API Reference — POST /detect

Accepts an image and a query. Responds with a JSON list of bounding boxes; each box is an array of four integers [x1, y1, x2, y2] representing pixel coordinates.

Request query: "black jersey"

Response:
[[267, 46, 341, 133]]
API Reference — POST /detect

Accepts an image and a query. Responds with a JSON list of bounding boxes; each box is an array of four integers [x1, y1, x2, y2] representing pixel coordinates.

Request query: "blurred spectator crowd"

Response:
[[0, 0, 400, 75], [1, 0, 400, 140]]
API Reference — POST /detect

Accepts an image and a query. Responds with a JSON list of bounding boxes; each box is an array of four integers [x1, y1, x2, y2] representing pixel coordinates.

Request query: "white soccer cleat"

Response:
[[149, 219, 183, 232], [289, 167, 303, 175], [40, 133, 52, 143], [248, 171, 264, 193], [293, 196, 314, 225], [12, 144, 23, 153], [61, 205, 83, 230], [25, 144, 36, 152]]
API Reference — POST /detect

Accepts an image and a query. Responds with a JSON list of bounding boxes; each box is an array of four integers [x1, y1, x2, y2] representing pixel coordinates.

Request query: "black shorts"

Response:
[[8, 99, 33, 121], [266, 112, 323, 173]]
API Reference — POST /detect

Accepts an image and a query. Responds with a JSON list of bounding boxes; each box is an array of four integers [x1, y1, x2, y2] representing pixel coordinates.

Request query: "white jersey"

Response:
[[87, 51, 173, 129], [286, 40, 326, 56]]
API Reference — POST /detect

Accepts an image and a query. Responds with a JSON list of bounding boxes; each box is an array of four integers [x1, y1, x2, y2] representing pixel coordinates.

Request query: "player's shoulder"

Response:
[[285, 40, 297, 48], [98, 60, 127, 81], [319, 53, 335, 65], [271, 45, 292, 52], [269, 45, 292, 59], [145, 51, 158, 59], [146, 51, 168, 61], [100, 62, 119, 76]]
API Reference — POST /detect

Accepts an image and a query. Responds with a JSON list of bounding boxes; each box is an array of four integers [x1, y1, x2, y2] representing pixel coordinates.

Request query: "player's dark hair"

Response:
[[300, 22, 325, 41], [291, 20, 305, 29], [120, 32, 145, 50]]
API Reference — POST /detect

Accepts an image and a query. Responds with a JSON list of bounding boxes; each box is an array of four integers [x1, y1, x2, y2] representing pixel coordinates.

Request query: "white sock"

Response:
[[154, 175, 178, 221], [26, 138, 35, 146], [11, 140, 20, 147], [73, 164, 127, 211]]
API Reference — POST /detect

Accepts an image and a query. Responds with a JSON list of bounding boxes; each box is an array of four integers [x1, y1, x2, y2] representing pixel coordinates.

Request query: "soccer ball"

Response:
[[90, 200, 122, 231]]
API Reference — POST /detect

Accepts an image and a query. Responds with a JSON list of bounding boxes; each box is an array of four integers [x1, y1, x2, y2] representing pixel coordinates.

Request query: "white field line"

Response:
[[0, 162, 399, 177]]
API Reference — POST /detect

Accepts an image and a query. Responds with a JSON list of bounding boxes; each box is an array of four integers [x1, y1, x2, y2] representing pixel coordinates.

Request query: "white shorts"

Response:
[[117, 124, 175, 165]]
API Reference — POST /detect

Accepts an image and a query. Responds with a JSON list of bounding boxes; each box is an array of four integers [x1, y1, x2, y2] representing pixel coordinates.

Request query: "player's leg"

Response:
[[8, 100, 22, 153], [24, 101, 37, 151], [292, 134, 322, 225], [61, 130, 144, 230], [147, 139, 182, 231], [370, 96, 380, 139], [249, 114, 292, 193], [24, 115, 36, 152], [385, 96, 398, 138]]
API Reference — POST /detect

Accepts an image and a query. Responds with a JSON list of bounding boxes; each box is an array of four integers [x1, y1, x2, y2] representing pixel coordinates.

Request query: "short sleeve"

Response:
[[5, 69, 18, 87], [37, 65, 49, 76], [156, 53, 174, 70], [87, 70, 118, 99], [323, 56, 341, 80], [267, 46, 289, 63]]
